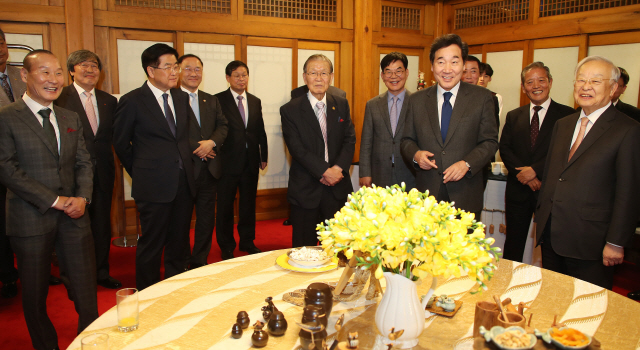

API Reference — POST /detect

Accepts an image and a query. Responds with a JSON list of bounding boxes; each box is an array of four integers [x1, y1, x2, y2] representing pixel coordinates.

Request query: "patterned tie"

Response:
[[1, 75, 14, 103], [237, 95, 246, 128], [530, 105, 542, 149], [83, 91, 99, 135], [316, 101, 329, 162], [441, 92, 453, 142], [162, 93, 177, 137], [390, 96, 398, 136], [568, 117, 589, 161], [190, 93, 200, 126], [38, 108, 58, 158]]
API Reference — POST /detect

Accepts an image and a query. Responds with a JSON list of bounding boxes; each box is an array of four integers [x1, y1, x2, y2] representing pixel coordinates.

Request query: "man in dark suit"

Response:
[[291, 84, 347, 100], [535, 56, 640, 289], [611, 67, 640, 123], [54, 50, 121, 289], [0, 28, 26, 299], [178, 54, 228, 268], [113, 44, 196, 290], [281, 54, 356, 247], [401, 34, 498, 219], [0, 50, 97, 350], [500, 62, 575, 262], [214, 61, 267, 260], [359, 52, 415, 190]]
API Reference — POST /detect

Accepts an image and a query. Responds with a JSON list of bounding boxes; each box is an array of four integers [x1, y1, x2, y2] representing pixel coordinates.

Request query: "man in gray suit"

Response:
[[401, 34, 498, 219], [359, 52, 415, 190], [0, 50, 97, 350], [0, 28, 26, 299]]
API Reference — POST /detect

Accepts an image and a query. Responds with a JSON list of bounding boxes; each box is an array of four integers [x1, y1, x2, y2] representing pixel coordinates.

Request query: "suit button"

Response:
[[392, 141, 396, 145], [438, 172, 442, 175], [442, 151, 446, 155], [559, 178, 565, 182]]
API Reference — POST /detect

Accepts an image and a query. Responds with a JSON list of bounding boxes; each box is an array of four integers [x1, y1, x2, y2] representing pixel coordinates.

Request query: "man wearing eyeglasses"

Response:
[[214, 60, 267, 260], [534, 56, 640, 289], [178, 54, 228, 268], [359, 52, 415, 190], [281, 54, 355, 247], [113, 43, 196, 290]]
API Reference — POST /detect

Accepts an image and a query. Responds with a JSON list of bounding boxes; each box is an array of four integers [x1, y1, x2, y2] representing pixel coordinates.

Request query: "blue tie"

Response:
[[441, 92, 453, 142], [190, 93, 200, 126]]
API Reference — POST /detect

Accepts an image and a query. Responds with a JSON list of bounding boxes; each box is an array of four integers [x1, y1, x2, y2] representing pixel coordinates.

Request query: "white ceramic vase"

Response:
[[375, 272, 437, 349]]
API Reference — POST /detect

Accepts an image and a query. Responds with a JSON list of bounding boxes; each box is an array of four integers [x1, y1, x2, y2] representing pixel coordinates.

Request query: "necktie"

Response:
[[441, 92, 453, 142], [568, 117, 589, 161], [237, 95, 246, 128], [1, 75, 14, 103], [190, 92, 201, 126], [162, 93, 177, 137], [530, 105, 542, 149], [316, 101, 329, 162], [83, 91, 99, 135], [390, 96, 398, 136], [38, 108, 58, 158]]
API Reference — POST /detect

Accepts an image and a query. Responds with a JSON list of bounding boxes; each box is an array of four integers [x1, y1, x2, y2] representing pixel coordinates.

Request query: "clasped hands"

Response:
[[321, 165, 343, 186], [413, 150, 468, 183], [515, 166, 541, 191], [193, 140, 216, 160], [54, 196, 86, 219]]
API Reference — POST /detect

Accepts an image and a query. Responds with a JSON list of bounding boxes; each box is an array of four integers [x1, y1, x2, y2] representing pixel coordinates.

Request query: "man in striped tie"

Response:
[[281, 54, 356, 247]]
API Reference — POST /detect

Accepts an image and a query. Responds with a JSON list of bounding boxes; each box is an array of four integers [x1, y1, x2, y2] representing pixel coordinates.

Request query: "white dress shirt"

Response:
[[147, 81, 176, 123], [307, 91, 327, 116], [73, 81, 100, 126], [530, 97, 552, 129], [572, 102, 610, 146]]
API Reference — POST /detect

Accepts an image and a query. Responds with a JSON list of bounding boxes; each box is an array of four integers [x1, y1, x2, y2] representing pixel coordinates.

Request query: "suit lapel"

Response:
[[54, 106, 71, 159], [195, 91, 208, 133], [376, 93, 393, 137], [224, 89, 244, 128], [141, 83, 175, 138], [565, 106, 614, 168], [326, 94, 338, 137], [533, 102, 555, 153], [299, 96, 324, 142], [171, 88, 188, 141], [15, 100, 59, 159], [395, 90, 411, 140], [95, 90, 110, 138], [519, 106, 533, 151], [426, 86, 443, 147], [66, 86, 96, 144], [443, 83, 468, 148]]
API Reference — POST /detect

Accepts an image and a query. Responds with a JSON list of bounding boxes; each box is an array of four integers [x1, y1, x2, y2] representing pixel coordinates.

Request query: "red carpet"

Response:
[[0, 218, 292, 350]]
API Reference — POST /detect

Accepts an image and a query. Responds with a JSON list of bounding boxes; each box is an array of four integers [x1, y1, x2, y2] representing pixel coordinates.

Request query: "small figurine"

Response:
[[436, 295, 456, 312], [334, 313, 345, 331], [417, 71, 426, 91], [265, 296, 279, 313], [230, 323, 243, 339], [296, 320, 326, 350], [236, 311, 250, 329], [267, 310, 288, 336], [337, 331, 359, 350], [261, 305, 272, 321], [387, 327, 404, 341], [251, 321, 269, 348]]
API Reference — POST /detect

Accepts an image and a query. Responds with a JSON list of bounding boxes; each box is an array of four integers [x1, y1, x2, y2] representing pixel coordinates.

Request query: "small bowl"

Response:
[[287, 247, 331, 267], [480, 326, 536, 350], [535, 327, 592, 350]]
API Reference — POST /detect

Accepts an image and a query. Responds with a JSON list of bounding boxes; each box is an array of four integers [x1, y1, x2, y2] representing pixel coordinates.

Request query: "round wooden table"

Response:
[[67, 249, 640, 349]]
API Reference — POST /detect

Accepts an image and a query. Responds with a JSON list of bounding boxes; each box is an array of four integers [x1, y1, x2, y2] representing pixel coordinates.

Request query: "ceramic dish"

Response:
[[287, 246, 331, 267], [535, 327, 592, 350], [276, 253, 338, 273], [479, 326, 536, 350]]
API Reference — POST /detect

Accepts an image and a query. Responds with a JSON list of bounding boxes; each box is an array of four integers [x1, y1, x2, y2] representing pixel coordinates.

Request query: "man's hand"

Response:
[[603, 244, 624, 266], [413, 150, 437, 170], [260, 162, 267, 170], [527, 178, 542, 191], [193, 140, 215, 159], [516, 166, 537, 184], [63, 197, 86, 219], [359, 177, 372, 188], [322, 166, 344, 186], [443, 161, 469, 183], [53, 196, 69, 211]]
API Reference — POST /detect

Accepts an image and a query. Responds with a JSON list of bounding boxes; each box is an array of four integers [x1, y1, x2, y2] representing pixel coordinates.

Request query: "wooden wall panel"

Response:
[[0, 4, 64, 23], [49, 23, 68, 85]]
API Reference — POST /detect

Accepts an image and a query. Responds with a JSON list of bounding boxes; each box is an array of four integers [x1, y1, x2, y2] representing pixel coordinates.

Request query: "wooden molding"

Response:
[[0, 22, 45, 35], [183, 32, 237, 45], [0, 4, 64, 24], [533, 35, 581, 49], [373, 31, 433, 47], [589, 30, 640, 47]]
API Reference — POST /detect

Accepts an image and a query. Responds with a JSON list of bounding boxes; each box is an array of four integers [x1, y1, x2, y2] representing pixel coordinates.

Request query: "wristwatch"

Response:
[[464, 161, 471, 170], [82, 197, 91, 206]]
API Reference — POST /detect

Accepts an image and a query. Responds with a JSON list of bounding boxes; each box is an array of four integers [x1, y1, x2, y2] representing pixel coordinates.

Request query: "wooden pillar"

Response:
[[64, 0, 95, 53], [352, 0, 374, 163]]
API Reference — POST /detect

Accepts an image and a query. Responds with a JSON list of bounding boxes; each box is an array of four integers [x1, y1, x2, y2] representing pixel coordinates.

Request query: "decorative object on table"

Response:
[[297, 320, 327, 350], [81, 332, 109, 350], [300, 304, 327, 331], [337, 331, 359, 349], [425, 294, 464, 316], [332, 250, 382, 301], [535, 327, 592, 350], [275, 252, 338, 273], [551, 315, 566, 329], [473, 300, 502, 337], [230, 323, 243, 339], [416, 71, 426, 90], [494, 295, 510, 323], [496, 312, 526, 329], [288, 246, 331, 267], [479, 326, 536, 350], [267, 310, 288, 336], [237, 311, 250, 329], [318, 184, 499, 348], [261, 305, 272, 321], [305, 282, 333, 323], [116, 288, 139, 332], [435, 294, 456, 312], [262, 296, 278, 320], [251, 321, 269, 348], [334, 313, 345, 331]]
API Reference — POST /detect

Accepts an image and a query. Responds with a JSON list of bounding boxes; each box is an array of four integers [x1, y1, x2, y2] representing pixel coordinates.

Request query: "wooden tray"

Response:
[[425, 299, 463, 317], [473, 336, 602, 349]]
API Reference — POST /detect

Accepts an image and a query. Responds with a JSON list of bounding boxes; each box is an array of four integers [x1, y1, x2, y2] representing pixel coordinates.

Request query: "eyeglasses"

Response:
[[574, 78, 612, 87], [306, 72, 331, 79], [151, 65, 181, 73], [78, 62, 99, 71], [383, 69, 405, 78], [231, 74, 248, 80], [183, 67, 202, 74]]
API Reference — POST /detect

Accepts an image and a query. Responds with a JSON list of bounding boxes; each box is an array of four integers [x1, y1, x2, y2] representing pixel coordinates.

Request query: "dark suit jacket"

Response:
[[500, 99, 575, 203], [113, 82, 196, 202], [214, 88, 267, 176], [400, 82, 499, 213], [0, 100, 93, 237], [615, 100, 640, 123], [281, 93, 355, 209], [359, 91, 416, 189], [188, 90, 228, 180], [0, 65, 27, 107], [55, 85, 117, 193], [535, 105, 640, 260], [291, 85, 346, 100]]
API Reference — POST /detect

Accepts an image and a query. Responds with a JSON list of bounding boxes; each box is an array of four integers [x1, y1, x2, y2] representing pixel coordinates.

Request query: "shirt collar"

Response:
[[230, 88, 246, 101], [437, 81, 461, 98], [23, 93, 54, 116], [530, 97, 551, 112], [147, 80, 171, 100], [0, 66, 7, 77], [73, 81, 95, 97], [579, 102, 611, 124], [181, 86, 198, 97], [307, 91, 327, 108], [387, 89, 406, 102]]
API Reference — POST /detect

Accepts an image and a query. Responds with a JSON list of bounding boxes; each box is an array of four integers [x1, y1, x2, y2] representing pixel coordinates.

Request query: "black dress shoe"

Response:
[[283, 219, 291, 226], [1, 281, 18, 298], [239, 244, 262, 255], [221, 250, 235, 260], [628, 290, 640, 300], [97, 276, 122, 289], [49, 275, 62, 285]]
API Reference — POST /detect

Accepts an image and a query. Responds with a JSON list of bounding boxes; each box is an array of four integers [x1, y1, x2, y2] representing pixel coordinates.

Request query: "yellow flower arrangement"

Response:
[[317, 184, 500, 293]]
